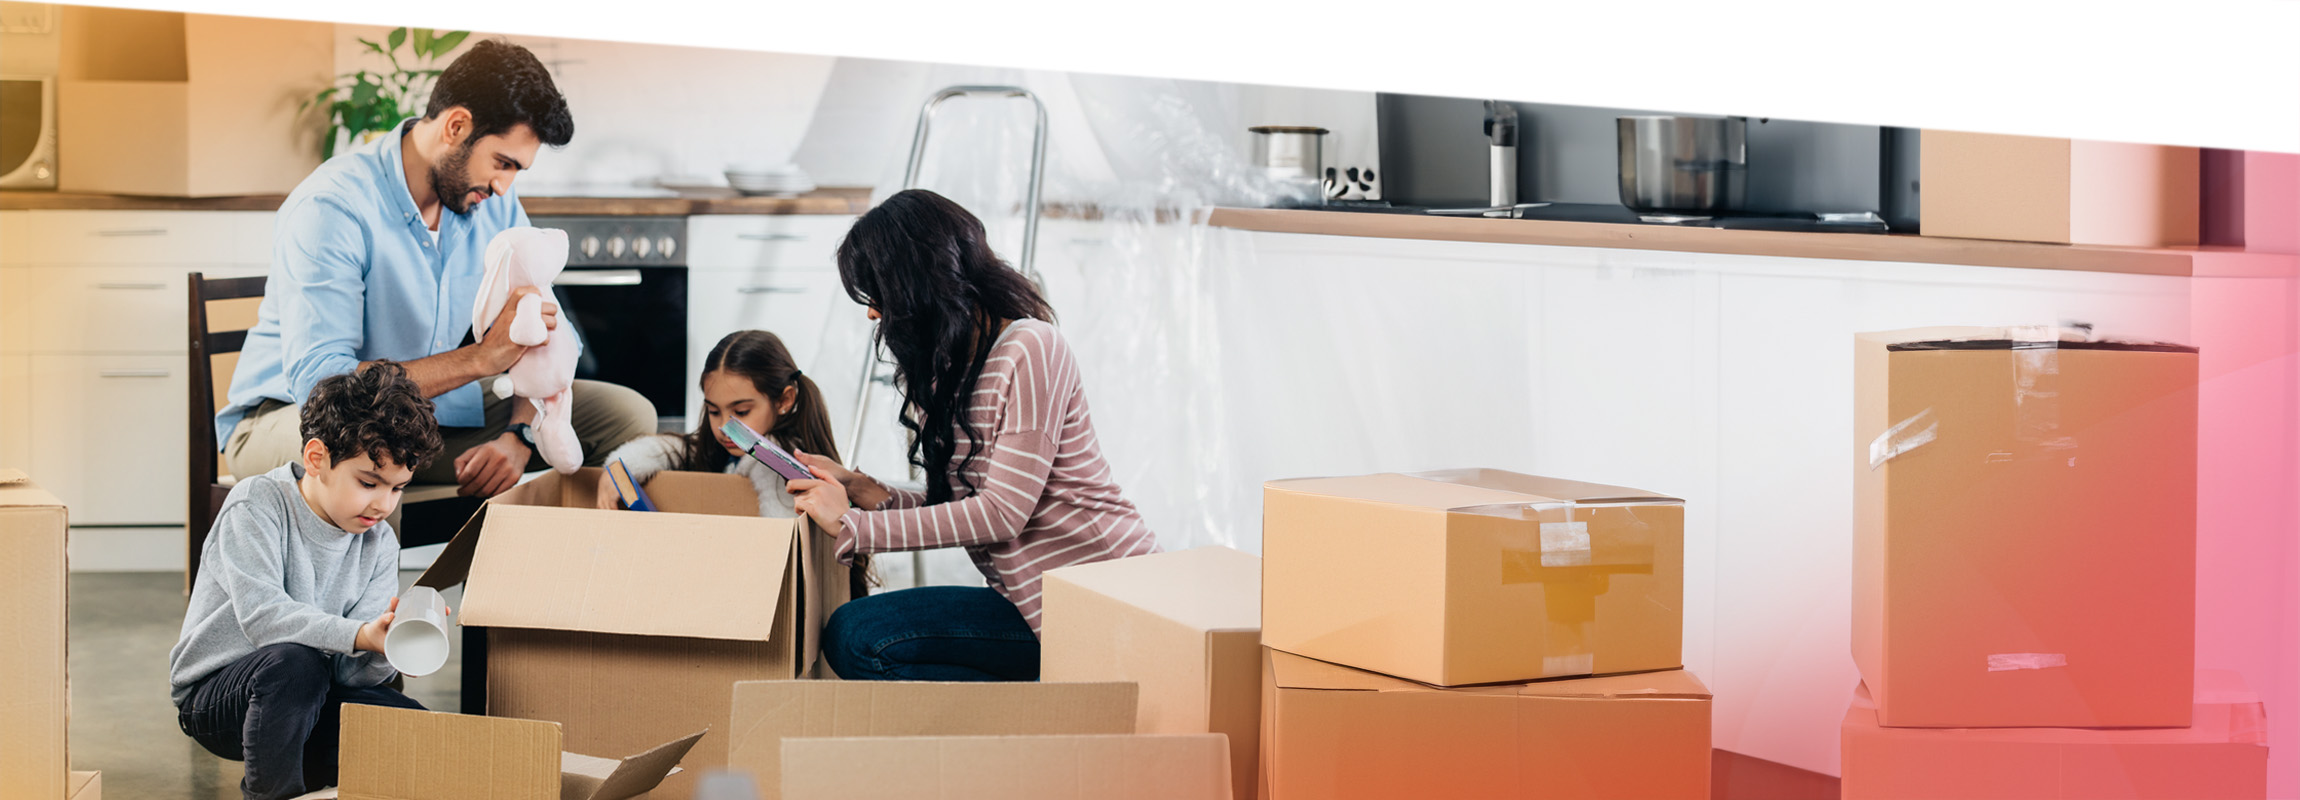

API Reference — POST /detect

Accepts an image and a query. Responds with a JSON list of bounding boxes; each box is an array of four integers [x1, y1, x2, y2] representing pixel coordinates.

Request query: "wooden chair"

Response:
[[187, 272, 474, 595]]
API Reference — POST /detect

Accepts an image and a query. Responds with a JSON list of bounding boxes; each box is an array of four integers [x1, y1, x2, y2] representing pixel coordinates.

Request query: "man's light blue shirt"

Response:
[[217, 118, 543, 446]]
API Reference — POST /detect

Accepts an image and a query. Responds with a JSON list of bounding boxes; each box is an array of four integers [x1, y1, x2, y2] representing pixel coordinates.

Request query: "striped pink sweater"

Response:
[[833, 319, 1158, 633]]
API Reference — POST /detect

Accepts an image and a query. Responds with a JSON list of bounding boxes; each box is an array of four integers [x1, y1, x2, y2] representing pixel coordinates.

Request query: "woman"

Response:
[[789, 188, 1159, 681]]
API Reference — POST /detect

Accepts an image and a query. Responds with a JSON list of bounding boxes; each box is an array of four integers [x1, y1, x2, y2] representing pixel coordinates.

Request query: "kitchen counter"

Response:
[[0, 187, 873, 215], [1207, 207, 2296, 278]]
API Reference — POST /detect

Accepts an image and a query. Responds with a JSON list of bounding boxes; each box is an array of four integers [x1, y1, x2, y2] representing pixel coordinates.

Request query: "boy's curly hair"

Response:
[[300, 361, 445, 471]]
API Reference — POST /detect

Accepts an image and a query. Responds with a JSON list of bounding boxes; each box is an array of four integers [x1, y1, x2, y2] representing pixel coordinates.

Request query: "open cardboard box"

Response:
[[413, 467, 847, 799], [1263, 469, 1685, 687], [1041, 546, 1263, 800], [726, 680, 1138, 800], [319, 704, 702, 800], [781, 734, 1234, 800], [1, 468, 69, 800], [1260, 648, 1711, 800]]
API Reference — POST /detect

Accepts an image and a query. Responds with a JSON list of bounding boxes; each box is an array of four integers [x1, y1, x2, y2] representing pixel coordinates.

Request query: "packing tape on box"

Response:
[[2013, 345, 2080, 459], [1474, 500, 1664, 679], [1985, 652, 2067, 672], [1869, 408, 1938, 469]]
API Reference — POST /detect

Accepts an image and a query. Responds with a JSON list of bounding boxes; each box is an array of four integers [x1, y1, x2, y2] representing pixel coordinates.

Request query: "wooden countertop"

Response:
[[1206, 207, 2291, 278], [0, 187, 873, 215]]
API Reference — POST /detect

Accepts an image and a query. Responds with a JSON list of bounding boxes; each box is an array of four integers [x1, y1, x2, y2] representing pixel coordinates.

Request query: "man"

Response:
[[218, 39, 654, 497]]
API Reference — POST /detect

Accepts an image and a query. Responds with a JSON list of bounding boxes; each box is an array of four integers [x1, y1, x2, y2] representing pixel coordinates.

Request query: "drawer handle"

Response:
[[554, 269, 643, 287], [737, 233, 806, 242], [93, 228, 168, 237], [737, 285, 807, 294], [100, 369, 171, 378], [96, 281, 167, 290]]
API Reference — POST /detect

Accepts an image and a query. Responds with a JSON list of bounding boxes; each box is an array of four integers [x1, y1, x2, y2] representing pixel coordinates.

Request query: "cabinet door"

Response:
[[686, 215, 855, 271], [0, 210, 271, 266], [27, 354, 187, 525], [0, 265, 266, 354], [685, 269, 853, 419]]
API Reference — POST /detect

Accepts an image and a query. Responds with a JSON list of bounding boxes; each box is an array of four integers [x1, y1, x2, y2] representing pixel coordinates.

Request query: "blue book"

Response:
[[606, 458, 656, 512]]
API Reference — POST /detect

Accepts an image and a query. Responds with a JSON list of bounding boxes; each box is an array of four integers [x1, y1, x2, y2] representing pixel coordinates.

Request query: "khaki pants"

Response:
[[225, 379, 659, 486]]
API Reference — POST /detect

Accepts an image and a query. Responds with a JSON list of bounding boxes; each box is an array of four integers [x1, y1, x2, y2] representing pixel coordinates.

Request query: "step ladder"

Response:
[[843, 85, 1050, 588]]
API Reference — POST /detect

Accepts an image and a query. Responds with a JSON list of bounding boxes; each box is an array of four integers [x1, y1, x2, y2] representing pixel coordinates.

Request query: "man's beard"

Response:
[[430, 139, 490, 215]]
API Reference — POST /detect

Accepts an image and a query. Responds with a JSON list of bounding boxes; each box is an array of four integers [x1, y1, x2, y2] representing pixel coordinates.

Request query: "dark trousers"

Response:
[[821, 585, 1041, 681], [176, 642, 424, 800]]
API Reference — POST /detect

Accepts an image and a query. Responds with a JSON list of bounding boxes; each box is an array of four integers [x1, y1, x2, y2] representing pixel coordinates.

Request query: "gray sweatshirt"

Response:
[[169, 462, 400, 706]]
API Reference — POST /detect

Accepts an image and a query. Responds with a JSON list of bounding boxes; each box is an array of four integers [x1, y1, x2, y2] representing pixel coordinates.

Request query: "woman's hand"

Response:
[[788, 476, 850, 535], [794, 449, 888, 511]]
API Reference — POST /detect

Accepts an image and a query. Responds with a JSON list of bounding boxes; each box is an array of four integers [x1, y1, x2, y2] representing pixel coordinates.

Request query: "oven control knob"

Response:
[[607, 236, 627, 258], [633, 236, 652, 258], [657, 237, 677, 259], [580, 235, 601, 258]]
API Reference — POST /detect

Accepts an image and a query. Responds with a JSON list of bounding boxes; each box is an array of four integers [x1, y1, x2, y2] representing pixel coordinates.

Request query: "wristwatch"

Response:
[[506, 422, 537, 448]]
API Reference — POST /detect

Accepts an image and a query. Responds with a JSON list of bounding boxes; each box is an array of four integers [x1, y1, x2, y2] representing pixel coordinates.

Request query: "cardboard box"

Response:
[[1854, 327, 2198, 727], [1041, 546, 1262, 800], [1920, 130, 2200, 247], [781, 734, 1233, 800], [1262, 469, 1683, 687], [335, 704, 702, 800], [1260, 648, 1710, 799], [57, 7, 330, 196], [726, 680, 1138, 800], [1840, 671, 2267, 799], [0, 468, 67, 800], [2202, 149, 2299, 254], [415, 468, 848, 800], [66, 771, 98, 800]]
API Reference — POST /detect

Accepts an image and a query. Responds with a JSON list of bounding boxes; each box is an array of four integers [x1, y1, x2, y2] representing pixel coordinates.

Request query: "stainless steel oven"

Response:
[[530, 215, 688, 432]]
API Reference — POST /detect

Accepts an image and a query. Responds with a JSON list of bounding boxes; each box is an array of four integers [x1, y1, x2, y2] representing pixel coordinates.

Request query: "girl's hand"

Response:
[[794, 449, 888, 511], [596, 472, 621, 509], [788, 476, 850, 534]]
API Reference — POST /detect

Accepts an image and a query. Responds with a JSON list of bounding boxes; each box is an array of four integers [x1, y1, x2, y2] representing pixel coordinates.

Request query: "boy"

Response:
[[170, 361, 448, 800]]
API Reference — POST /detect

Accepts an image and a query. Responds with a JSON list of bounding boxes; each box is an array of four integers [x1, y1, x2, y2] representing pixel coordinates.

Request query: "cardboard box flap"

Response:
[[0, 472, 64, 508], [412, 501, 490, 591], [1408, 468, 1680, 505], [0, 467, 27, 484], [1265, 473, 1539, 512], [459, 504, 795, 641], [1265, 648, 1427, 693], [780, 734, 1233, 800], [727, 680, 1140, 798], [67, 771, 99, 800], [1047, 546, 1261, 633], [559, 727, 706, 800], [414, 470, 772, 592], [339, 704, 562, 800], [1510, 668, 1710, 699]]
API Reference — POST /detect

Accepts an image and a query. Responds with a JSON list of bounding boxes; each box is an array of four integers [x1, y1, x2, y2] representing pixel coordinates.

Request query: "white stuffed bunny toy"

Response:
[[472, 226, 583, 474]]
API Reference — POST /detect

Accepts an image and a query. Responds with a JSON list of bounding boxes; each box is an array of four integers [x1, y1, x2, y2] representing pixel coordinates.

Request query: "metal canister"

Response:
[[1249, 125, 1329, 184], [1617, 115, 1748, 214]]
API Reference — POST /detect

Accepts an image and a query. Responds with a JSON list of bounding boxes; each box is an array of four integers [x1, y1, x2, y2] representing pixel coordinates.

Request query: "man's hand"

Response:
[[355, 596, 398, 655], [476, 285, 559, 374], [453, 434, 531, 497]]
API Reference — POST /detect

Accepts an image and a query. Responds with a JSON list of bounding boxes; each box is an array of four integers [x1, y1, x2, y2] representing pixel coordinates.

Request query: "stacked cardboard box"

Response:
[[410, 467, 850, 800], [1847, 328, 2262, 797], [335, 704, 703, 800], [1256, 469, 1712, 799], [1, 469, 97, 800]]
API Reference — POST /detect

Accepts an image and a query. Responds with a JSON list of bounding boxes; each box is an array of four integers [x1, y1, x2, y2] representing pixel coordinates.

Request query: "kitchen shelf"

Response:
[[0, 187, 874, 216], [1207, 207, 2299, 278]]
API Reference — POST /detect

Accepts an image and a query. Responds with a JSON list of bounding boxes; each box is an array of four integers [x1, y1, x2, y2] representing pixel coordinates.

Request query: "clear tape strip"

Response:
[[1869, 408, 1939, 470], [1538, 521, 1591, 567], [1986, 652, 2068, 672]]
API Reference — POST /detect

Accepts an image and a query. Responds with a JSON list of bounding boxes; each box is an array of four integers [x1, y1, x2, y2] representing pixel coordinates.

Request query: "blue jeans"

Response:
[[821, 586, 1040, 681]]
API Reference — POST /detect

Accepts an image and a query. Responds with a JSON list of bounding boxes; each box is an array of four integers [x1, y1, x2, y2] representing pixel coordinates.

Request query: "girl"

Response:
[[597, 329, 836, 518], [788, 188, 1160, 682]]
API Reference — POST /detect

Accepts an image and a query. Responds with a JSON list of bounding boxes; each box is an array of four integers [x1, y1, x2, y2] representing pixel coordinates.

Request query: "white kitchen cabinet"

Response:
[[685, 214, 854, 271], [26, 353, 189, 525], [0, 210, 271, 266], [0, 210, 270, 528]]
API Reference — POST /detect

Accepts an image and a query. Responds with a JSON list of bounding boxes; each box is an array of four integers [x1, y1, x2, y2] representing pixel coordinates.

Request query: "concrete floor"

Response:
[[69, 571, 462, 799]]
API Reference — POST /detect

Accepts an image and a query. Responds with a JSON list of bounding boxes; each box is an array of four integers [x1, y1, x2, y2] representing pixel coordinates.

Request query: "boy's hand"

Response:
[[355, 596, 398, 655]]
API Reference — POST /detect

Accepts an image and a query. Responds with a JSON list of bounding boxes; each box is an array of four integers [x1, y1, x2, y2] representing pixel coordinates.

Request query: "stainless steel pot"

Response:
[[1249, 125, 1329, 183], [1617, 115, 1747, 214]]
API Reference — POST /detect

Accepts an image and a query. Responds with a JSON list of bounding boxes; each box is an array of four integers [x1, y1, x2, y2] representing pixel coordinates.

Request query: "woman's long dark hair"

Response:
[[678, 330, 839, 471], [835, 189, 1055, 504]]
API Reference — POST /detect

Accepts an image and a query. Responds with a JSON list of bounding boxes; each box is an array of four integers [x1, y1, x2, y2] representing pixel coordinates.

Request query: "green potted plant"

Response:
[[302, 27, 471, 159]]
